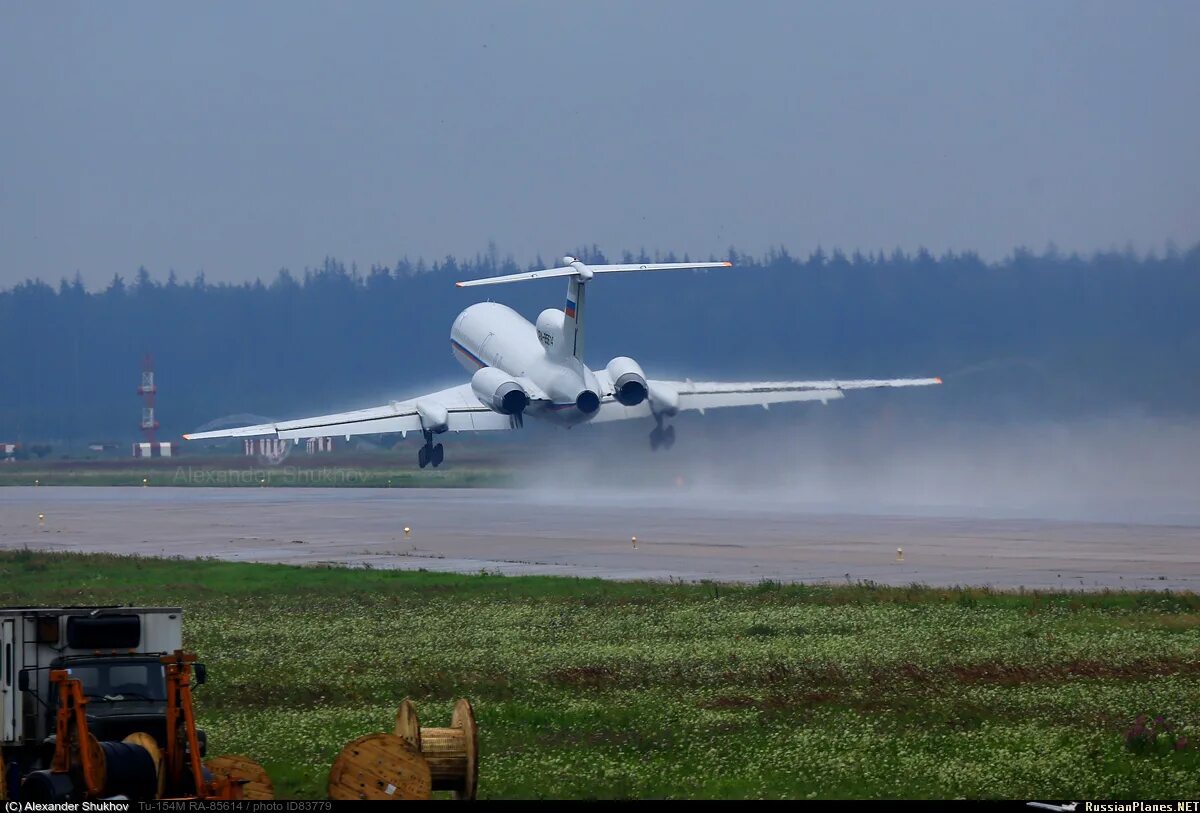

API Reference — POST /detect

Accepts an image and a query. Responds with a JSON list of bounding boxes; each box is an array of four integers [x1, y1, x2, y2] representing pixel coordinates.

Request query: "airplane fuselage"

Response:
[[450, 302, 604, 427]]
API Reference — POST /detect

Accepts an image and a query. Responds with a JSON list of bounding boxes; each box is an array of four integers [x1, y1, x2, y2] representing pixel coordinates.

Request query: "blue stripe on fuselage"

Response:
[[451, 339, 487, 369]]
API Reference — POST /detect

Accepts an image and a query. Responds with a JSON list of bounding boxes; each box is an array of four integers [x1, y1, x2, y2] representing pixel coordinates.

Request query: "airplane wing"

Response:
[[183, 383, 517, 442], [592, 376, 941, 422]]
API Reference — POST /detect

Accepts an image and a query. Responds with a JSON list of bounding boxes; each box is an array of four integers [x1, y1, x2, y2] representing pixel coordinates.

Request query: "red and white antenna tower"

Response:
[[137, 353, 159, 444]]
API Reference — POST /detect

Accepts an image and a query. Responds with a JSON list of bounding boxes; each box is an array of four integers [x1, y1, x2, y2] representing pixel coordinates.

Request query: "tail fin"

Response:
[[564, 273, 586, 359], [457, 256, 733, 361]]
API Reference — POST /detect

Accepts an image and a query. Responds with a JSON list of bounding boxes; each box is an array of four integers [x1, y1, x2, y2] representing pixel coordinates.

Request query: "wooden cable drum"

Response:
[[394, 699, 422, 751], [328, 733, 431, 801], [205, 754, 275, 800], [393, 698, 478, 800], [123, 732, 165, 799]]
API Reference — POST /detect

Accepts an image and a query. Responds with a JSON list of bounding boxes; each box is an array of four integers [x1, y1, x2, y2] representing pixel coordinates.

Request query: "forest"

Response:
[[2, 243, 1198, 444]]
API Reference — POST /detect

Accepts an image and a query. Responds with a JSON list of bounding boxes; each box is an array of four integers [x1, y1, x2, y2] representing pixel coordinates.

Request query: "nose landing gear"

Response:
[[649, 416, 676, 451], [418, 430, 445, 468]]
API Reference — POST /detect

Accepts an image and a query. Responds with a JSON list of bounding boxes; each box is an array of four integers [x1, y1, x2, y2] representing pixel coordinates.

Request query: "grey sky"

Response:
[[1, 0, 1197, 287]]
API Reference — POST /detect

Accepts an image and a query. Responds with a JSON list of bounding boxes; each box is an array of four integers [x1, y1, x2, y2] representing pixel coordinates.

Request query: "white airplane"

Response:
[[184, 257, 941, 467]]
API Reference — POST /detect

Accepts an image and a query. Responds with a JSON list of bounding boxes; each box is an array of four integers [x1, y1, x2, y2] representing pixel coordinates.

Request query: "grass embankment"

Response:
[[0, 455, 508, 487], [2, 551, 1197, 799]]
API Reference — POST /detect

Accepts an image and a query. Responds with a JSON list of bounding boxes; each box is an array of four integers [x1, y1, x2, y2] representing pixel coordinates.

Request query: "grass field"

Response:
[[0, 455, 508, 488], [2, 550, 1197, 799]]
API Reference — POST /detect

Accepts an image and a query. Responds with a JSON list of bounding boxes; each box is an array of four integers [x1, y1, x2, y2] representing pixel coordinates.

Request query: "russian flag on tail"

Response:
[[564, 298, 577, 319]]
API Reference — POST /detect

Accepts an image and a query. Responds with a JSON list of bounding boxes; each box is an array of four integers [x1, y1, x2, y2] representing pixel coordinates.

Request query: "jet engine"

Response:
[[535, 308, 565, 352], [471, 366, 530, 415], [575, 389, 600, 414], [606, 357, 648, 407]]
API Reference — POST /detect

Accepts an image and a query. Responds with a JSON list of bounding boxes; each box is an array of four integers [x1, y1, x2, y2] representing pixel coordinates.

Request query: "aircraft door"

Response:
[[1, 618, 14, 742]]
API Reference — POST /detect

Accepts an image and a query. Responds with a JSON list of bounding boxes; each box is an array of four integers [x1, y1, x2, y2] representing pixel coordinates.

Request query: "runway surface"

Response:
[[1, 487, 1197, 591]]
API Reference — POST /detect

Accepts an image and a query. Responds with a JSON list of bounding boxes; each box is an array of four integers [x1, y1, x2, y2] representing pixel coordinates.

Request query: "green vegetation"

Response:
[[3, 551, 1197, 799], [0, 457, 509, 488]]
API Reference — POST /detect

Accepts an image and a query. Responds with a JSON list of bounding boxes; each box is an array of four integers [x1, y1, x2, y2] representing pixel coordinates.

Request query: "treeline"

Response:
[[2, 243, 1198, 442]]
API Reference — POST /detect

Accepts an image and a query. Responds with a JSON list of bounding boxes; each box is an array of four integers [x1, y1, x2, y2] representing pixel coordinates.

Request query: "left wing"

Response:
[[183, 383, 515, 442], [592, 376, 941, 422]]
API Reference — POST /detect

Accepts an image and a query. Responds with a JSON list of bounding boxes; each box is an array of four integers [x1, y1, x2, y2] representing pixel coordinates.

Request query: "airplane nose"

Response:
[[575, 390, 600, 414]]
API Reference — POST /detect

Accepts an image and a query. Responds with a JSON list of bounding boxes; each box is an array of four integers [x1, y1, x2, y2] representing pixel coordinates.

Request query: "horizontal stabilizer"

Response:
[[456, 266, 576, 287], [457, 260, 731, 288]]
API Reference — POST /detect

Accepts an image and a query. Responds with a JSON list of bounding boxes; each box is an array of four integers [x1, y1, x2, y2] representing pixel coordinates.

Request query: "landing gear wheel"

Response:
[[649, 427, 663, 451], [418, 446, 429, 469], [663, 425, 676, 449], [431, 443, 444, 467]]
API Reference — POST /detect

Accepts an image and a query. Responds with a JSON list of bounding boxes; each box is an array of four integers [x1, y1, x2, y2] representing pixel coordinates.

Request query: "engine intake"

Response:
[[471, 367, 530, 415], [606, 357, 648, 407]]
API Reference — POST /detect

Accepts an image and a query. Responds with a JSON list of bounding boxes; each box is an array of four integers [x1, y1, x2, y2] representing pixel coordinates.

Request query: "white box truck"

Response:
[[1, 606, 193, 796]]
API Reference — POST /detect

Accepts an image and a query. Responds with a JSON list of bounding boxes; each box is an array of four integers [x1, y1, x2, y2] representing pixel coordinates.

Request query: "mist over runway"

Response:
[[1, 486, 1196, 592]]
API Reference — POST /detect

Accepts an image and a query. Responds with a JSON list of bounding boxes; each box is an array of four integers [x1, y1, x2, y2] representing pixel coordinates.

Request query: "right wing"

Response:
[[592, 377, 941, 422], [183, 383, 516, 441]]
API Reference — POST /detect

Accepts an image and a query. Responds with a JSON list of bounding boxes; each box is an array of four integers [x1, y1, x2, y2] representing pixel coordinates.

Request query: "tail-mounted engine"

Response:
[[605, 357, 648, 407], [535, 309, 565, 353], [471, 367, 530, 415]]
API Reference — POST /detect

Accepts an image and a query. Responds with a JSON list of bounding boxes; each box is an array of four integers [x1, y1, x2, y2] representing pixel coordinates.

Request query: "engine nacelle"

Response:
[[471, 366, 530, 415], [535, 308, 565, 352], [606, 357, 648, 407]]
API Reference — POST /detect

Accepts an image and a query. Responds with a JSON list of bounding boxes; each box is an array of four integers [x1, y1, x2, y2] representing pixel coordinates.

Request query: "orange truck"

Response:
[[0, 606, 260, 801]]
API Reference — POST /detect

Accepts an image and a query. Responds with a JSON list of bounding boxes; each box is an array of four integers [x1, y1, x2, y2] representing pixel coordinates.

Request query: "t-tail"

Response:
[[564, 269, 586, 359], [456, 255, 733, 360]]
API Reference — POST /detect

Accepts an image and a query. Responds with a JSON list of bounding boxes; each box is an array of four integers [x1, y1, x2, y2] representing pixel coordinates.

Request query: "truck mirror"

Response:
[[18, 669, 30, 691], [194, 663, 207, 685]]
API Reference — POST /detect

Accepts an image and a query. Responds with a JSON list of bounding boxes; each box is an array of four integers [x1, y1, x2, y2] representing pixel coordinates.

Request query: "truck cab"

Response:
[[49, 654, 170, 743]]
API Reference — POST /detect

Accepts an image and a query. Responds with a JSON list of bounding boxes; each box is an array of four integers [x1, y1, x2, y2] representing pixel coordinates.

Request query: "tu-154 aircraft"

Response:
[[184, 257, 941, 467]]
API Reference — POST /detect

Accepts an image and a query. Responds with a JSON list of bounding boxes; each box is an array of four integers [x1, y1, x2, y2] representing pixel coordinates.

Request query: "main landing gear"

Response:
[[418, 429, 445, 469], [649, 415, 676, 451]]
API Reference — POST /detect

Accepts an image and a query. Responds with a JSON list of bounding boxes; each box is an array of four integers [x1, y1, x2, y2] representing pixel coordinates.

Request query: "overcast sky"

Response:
[[1, 1, 1197, 287]]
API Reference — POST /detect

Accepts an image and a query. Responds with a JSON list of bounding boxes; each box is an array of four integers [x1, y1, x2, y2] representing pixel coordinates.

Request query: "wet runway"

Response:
[[1, 487, 1197, 591]]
